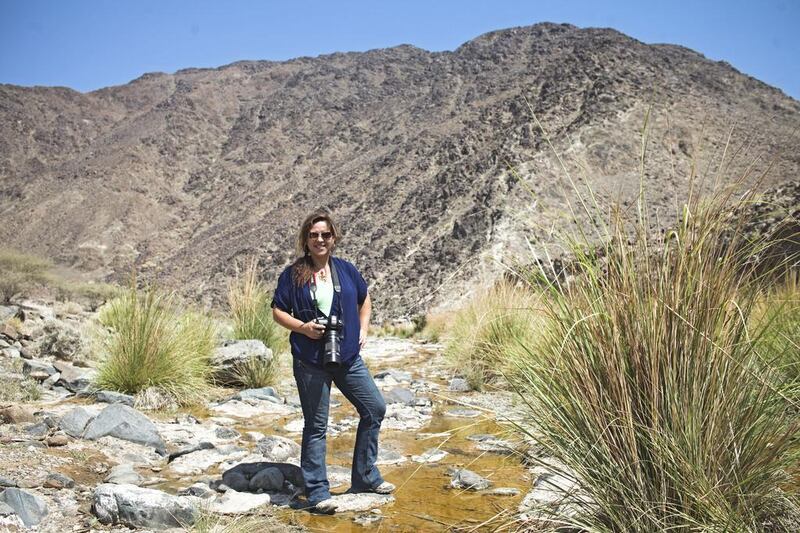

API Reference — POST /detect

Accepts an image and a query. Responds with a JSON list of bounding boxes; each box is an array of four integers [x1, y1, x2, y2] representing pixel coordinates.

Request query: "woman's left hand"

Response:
[[359, 330, 367, 349]]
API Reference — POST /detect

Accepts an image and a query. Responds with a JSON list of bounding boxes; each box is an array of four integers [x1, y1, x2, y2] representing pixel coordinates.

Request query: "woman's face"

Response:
[[307, 220, 335, 262]]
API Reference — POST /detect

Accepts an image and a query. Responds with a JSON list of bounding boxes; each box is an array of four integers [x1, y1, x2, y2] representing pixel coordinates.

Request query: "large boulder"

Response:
[[83, 404, 166, 455], [92, 483, 198, 529], [211, 340, 272, 386], [0, 488, 48, 527]]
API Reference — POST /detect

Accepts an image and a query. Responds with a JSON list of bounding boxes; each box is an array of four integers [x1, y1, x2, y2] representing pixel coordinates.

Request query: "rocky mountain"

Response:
[[1, 23, 799, 319]]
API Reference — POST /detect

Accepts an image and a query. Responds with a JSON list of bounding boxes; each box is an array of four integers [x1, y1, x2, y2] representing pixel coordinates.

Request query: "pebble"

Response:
[[44, 472, 75, 489], [46, 433, 70, 447]]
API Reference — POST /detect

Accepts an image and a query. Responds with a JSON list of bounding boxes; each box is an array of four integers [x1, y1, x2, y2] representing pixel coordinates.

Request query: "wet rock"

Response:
[[212, 340, 273, 386], [412, 448, 449, 463], [83, 404, 167, 455], [467, 433, 516, 454], [45, 432, 70, 447], [255, 435, 301, 463], [92, 483, 198, 529], [383, 403, 431, 430], [44, 472, 75, 489], [53, 361, 96, 393], [376, 447, 406, 465], [178, 483, 215, 499], [383, 387, 415, 405], [105, 464, 143, 485], [234, 387, 282, 403], [488, 487, 521, 496], [95, 390, 135, 406], [39, 319, 85, 360], [354, 510, 383, 526], [521, 468, 583, 511], [450, 469, 491, 491], [0, 487, 49, 527], [448, 378, 472, 392], [328, 492, 394, 513], [0, 404, 36, 424], [249, 467, 284, 492], [209, 489, 270, 514], [445, 408, 481, 418], [58, 406, 93, 437]]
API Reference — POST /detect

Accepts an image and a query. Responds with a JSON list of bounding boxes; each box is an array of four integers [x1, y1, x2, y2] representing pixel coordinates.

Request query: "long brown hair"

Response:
[[291, 211, 340, 286]]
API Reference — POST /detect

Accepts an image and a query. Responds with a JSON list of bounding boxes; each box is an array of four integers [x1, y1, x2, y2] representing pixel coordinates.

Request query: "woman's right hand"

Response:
[[299, 320, 325, 340]]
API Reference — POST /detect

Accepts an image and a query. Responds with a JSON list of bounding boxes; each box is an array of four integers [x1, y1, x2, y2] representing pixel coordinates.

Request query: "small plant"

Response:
[[0, 376, 42, 402], [96, 286, 217, 406], [230, 357, 277, 389], [418, 312, 451, 343], [228, 257, 288, 356]]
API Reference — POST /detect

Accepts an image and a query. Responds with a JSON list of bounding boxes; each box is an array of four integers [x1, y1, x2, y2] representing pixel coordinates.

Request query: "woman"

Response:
[[271, 211, 394, 513]]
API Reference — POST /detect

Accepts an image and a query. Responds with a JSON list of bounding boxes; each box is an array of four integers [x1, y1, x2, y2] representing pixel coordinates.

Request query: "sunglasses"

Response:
[[308, 231, 333, 240]]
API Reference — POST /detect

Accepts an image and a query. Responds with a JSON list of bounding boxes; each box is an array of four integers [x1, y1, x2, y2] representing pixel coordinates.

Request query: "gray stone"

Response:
[[0, 476, 17, 488], [0, 305, 19, 323], [448, 378, 472, 392], [92, 483, 198, 529], [374, 369, 412, 382], [96, 390, 135, 406], [19, 346, 34, 359], [354, 512, 384, 526], [211, 340, 273, 386], [327, 492, 394, 513], [0, 488, 49, 527], [83, 404, 166, 455], [168, 441, 215, 463], [53, 361, 96, 393], [383, 387, 415, 405], [25, 421, 49, 437], [450, 469, 491, 491], [178, 483, 215, 499], [44, 472, 75, 489], [0, 501, 14, 515], [58, 407, 94, 438], [22, 359, 57, 377], [376, 447, 406, 465], [215, 427, 240, 439], [234, 387, 281, 402], [105, 464, 143, 486], [248, 467, 284, 492], [2, 347, 20, 358], [255, 435, 301, 463], [222, 462, 304, 493]]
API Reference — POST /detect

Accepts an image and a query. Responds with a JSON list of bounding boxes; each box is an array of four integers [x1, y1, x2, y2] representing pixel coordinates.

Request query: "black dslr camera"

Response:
[[315, 315, 344, 369]]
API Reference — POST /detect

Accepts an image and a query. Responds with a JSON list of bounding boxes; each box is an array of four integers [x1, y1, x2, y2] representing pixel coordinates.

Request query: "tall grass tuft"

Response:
[[96, 286, 217, 406], [228, 257, 288, 357], [444, 282, 542, 391], [508, 183, 800, 530]]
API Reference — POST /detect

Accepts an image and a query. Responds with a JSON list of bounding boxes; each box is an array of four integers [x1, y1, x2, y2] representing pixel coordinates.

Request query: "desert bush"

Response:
[[228, 257, 288, 357], [444, 282, 542, 391], [418, 312, 451, 343], [0, 249, 52, 303], [96, 286, 217, 406], [0, 376, 42, 402], [754, 272, 800, 399], [230, 356, 278, 389], [509, 186, 800, 530]]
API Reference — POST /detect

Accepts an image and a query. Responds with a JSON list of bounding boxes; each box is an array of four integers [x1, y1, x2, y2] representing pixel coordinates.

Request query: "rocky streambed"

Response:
[[0, 301, 567, 531]]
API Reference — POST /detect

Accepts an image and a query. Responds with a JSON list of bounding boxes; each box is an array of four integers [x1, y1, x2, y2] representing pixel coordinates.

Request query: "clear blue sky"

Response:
[[1, 0, 798, 99]]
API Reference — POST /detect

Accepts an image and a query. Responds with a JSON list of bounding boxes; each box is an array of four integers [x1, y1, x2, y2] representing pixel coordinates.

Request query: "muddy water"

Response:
[[277, 344, 529, 532]]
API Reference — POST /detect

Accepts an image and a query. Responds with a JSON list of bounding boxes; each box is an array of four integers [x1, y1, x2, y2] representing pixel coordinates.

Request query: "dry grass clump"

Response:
[[508, 186, 800, 530], [444, 282, 543, 391], [96, 286, 218, 406], [228, 257, 288, 359]]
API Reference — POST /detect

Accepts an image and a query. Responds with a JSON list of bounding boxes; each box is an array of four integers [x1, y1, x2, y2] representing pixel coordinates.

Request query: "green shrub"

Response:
[[0, 249, 52, 303], [228, 258, 288, 357], [444, 282, 542, 391], [230, 356, 278, 389], [96, 286, 217, 406], [509, 189, 800, 530], [754, 272, 800, 400]]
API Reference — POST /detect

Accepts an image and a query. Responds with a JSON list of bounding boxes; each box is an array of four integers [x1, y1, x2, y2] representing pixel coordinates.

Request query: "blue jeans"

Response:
[[293, 356, 387, 505]]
